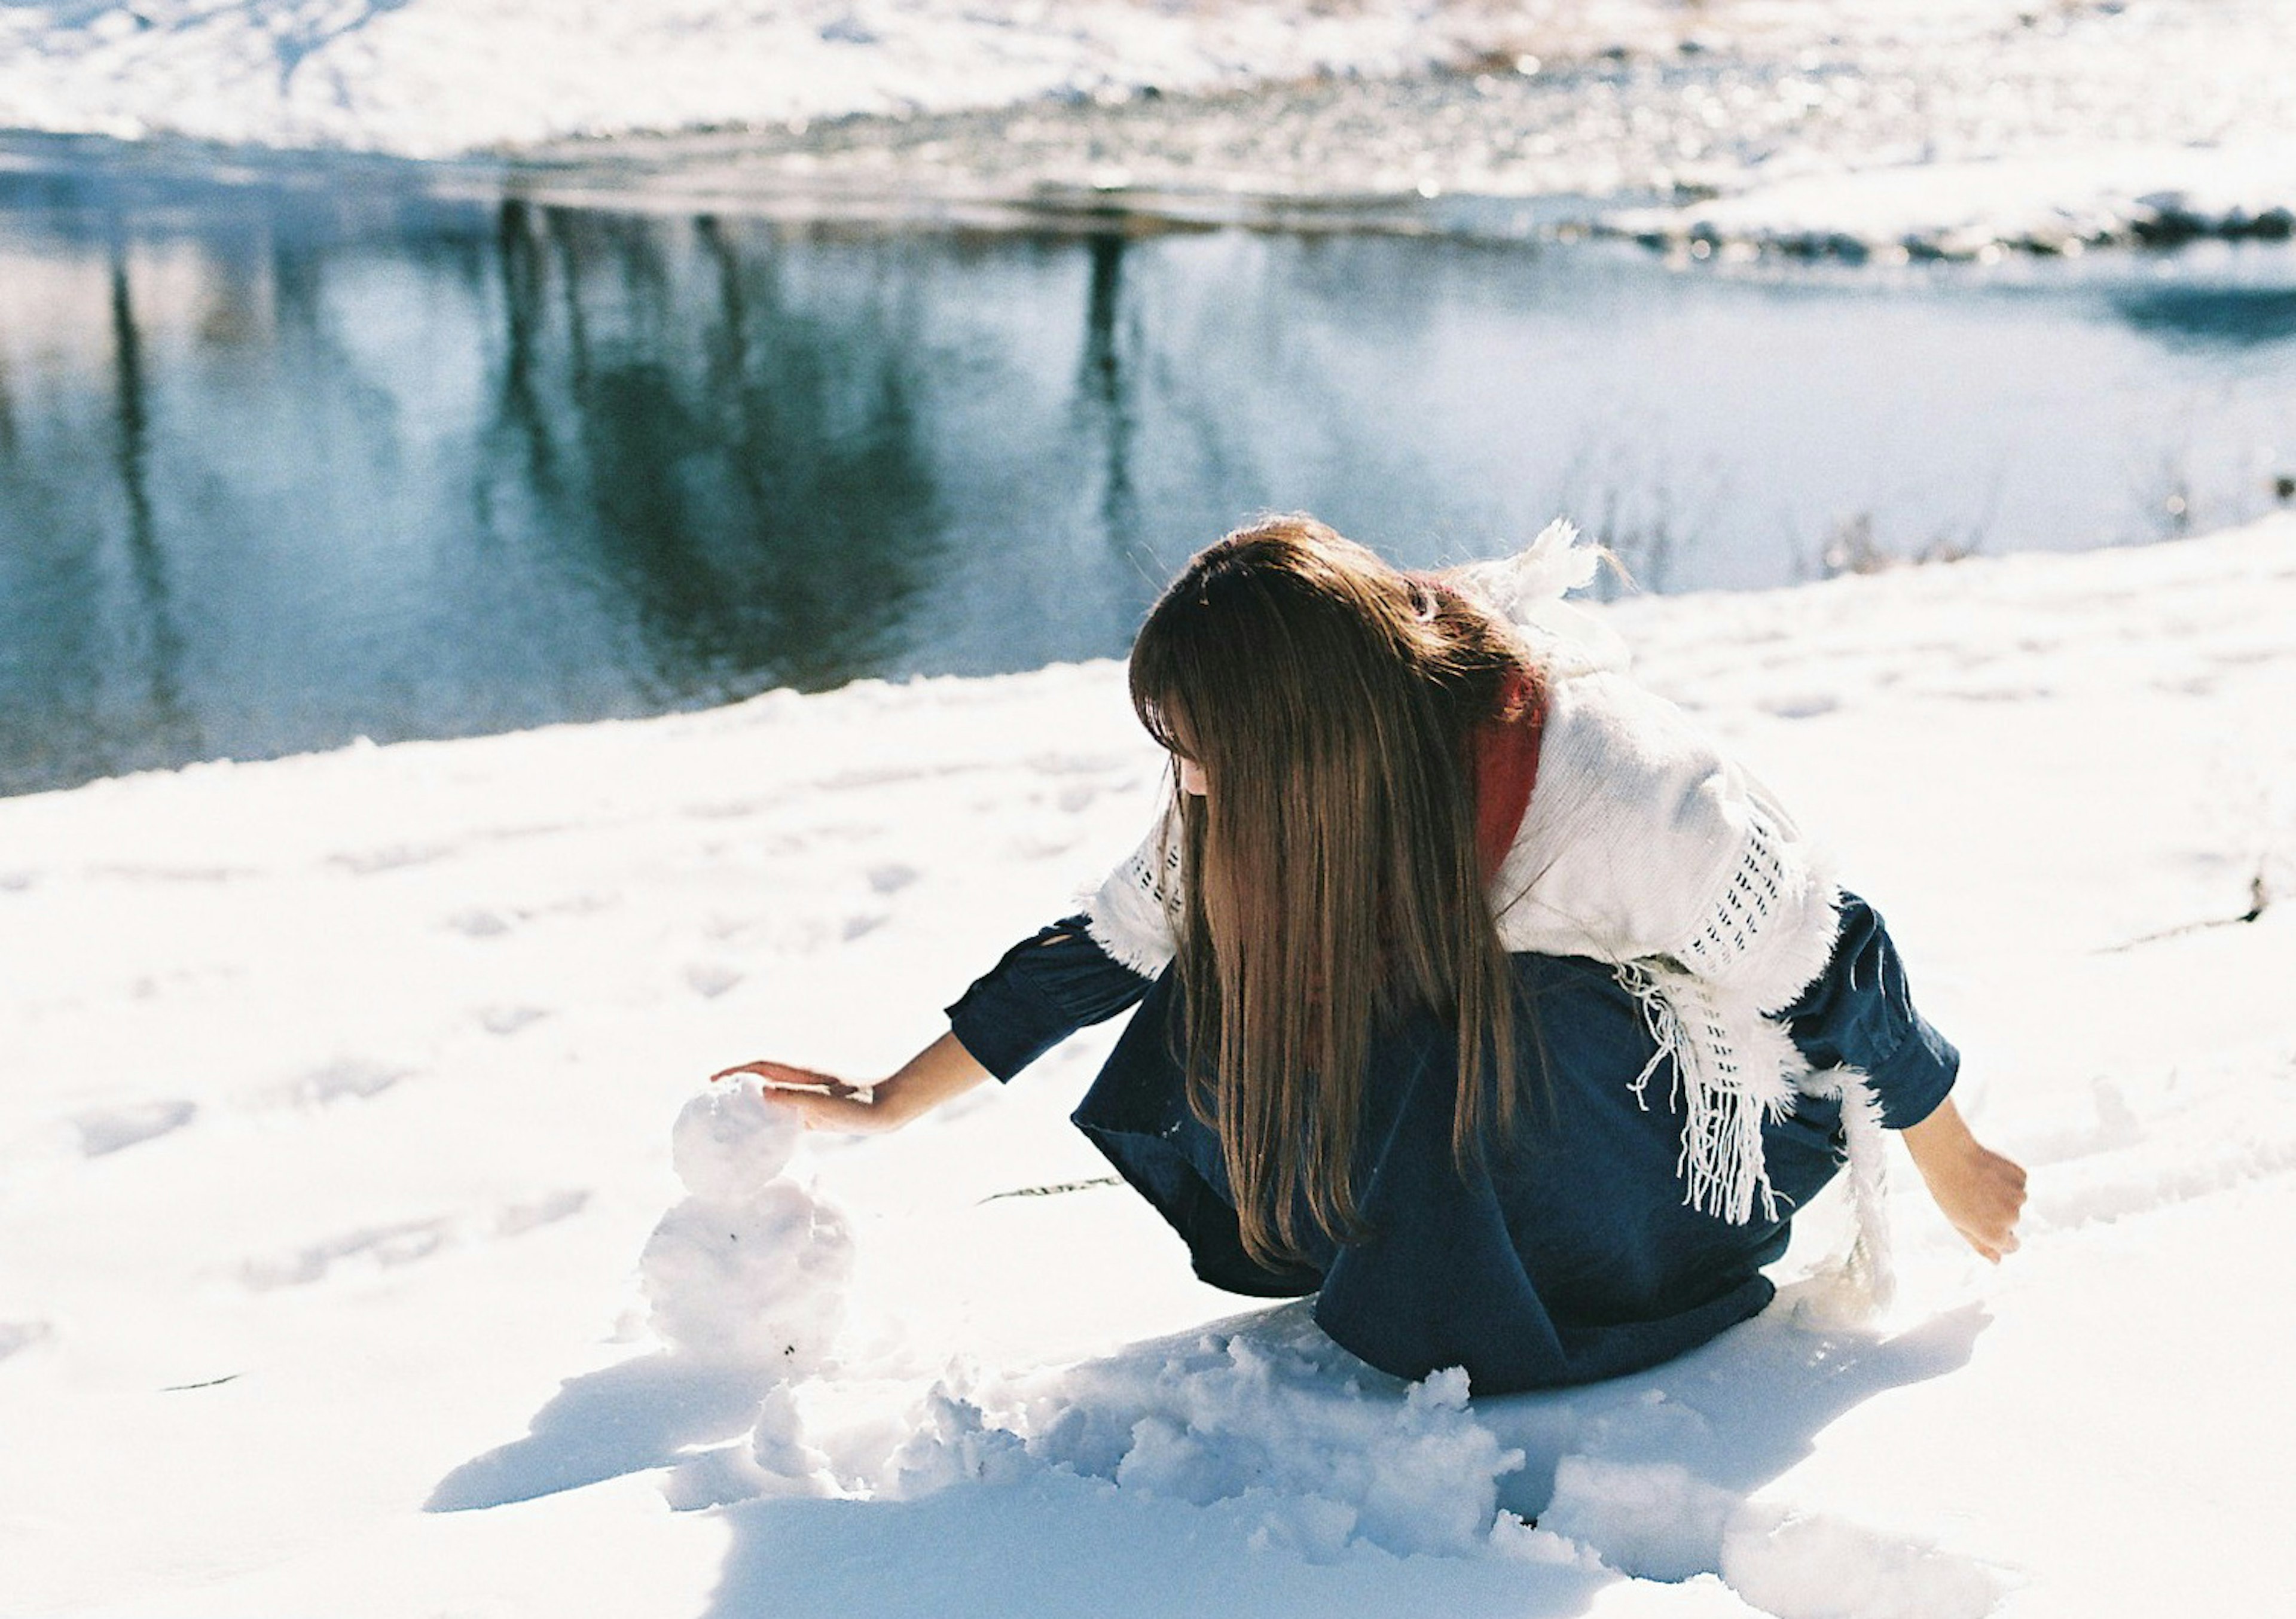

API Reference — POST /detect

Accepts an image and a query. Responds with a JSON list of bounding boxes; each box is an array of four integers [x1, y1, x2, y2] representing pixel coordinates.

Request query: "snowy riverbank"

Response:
[[4, 514, 2292, 1615], [0, 2, 2022, 157], [6, 2, 2295, 258]]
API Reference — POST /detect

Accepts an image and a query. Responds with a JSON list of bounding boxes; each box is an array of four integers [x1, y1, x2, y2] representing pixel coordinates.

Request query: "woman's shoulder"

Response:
[[1493, 666, 1839, 1007], [1528, 667, 1755, 835]]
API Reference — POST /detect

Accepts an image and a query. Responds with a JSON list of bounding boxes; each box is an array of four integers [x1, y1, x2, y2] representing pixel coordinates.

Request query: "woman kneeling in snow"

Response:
[[715, 516, 2026, 1394]]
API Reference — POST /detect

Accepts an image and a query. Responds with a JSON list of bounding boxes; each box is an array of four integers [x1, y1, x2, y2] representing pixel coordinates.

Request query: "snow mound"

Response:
[[1040, 1323, 1509, 1553], [639, 1080, 851, 1372], [1604, 145, 2296, 261], [1544, 1458, 2010, 1618], [1723, 1501, 2010, 1619], [832, 1309, 1528, 1560]]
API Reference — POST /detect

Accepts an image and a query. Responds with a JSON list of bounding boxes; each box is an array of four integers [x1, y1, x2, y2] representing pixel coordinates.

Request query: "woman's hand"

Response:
[[710, 1059, 899, 1133], [710, 1032, 993, 1135], [1901, 1098, 2029, 1263]]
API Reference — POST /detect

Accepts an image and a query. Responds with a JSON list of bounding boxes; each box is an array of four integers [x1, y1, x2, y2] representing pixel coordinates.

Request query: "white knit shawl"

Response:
[[1083, 524, 1892, 1301]]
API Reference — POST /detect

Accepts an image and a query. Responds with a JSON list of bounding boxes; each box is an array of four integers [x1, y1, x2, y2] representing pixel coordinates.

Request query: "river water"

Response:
[[4, 136, 2294, 797]]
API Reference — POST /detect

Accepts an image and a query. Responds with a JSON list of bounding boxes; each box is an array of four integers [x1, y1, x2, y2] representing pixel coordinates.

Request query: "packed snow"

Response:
[[4, 511, 2292, 1617]]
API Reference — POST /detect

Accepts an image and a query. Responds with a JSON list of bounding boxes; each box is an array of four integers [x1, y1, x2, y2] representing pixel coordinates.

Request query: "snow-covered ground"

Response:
[[4, 513, 2292, 1617], [1605, 142, 2296, 262]]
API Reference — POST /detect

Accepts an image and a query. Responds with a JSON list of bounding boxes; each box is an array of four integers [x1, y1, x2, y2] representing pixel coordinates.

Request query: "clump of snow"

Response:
[[1721, 1502, 2010, 1619], [883, 1320, 1525, 1559], [877, 1380, 1039, 1498], [670, 1282, 1528, 1559], [639, 1078, 851, 1372], [1542, 1457, 2011, 1614], [1541, 1456, 1743, 1583], [1607, 145, 2296, 262], [1062, 1343, 1518, 1558]]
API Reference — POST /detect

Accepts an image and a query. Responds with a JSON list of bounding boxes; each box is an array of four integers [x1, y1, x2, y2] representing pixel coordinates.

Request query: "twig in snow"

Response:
[[977, 1176, 1123, 1205], [2099, 869, 2271, 953]]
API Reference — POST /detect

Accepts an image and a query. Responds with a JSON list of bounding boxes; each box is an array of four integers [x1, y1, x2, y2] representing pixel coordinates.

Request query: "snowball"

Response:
[[884, 1386, 1032, 1498], [669, 1080, 801, 1202], [640, 1179, 851, 1368]]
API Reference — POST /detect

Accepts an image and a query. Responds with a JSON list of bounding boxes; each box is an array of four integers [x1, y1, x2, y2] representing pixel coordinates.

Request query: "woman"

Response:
[[716, 516, 2026, 1395]]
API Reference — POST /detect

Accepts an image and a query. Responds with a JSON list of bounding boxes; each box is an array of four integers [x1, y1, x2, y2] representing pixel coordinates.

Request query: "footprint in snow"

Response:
[[480, 1006, 549, 1036], [331, 843, 454, 876], [292, 1057, 411, 1106], [73, 1099, 198, 1156], [685, 962, 745, 999], [0, 1321, 54, 1361], [242, 1216, 456, 1289], [241, 1192, 591, 1289], [447, 908, 514, 939]]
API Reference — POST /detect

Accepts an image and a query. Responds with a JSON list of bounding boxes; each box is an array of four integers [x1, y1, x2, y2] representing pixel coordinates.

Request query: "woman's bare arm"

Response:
[[712, 1030, 993, 1134], [1900, 1097, 2029, 1262]]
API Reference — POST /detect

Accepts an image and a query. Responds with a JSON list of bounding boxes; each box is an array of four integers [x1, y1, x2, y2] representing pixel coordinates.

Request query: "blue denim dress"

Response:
[[947, 894, 1956, 1395]]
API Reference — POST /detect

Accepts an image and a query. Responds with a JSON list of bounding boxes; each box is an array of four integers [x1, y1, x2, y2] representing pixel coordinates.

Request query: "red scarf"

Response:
[[1472, 669, 1544, 877]]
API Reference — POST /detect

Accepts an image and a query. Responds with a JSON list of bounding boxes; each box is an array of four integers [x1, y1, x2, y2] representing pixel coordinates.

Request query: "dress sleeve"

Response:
[[1780, 892, 1960, 1130], [945, 916, 1156, 1082]]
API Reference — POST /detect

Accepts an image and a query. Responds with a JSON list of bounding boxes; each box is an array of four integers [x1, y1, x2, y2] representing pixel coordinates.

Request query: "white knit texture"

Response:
[[1082, 803, 1184, 977]]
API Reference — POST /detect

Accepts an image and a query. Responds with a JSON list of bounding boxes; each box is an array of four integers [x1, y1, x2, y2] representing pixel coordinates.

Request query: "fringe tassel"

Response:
[[1618, 964, 1787, 1226], [1819, 1068, 1896, 1315]]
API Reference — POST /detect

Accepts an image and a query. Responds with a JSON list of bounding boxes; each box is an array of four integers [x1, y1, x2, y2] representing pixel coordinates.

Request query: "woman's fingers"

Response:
[[1907, 1113, 2030, 1264], [707, 1059, 889, 1131], [710, 1057, 842, 1089], [712, 1059, 875, 1103], [755, 1083, 891, 1133], [1956, 1150, 2028, 1262]]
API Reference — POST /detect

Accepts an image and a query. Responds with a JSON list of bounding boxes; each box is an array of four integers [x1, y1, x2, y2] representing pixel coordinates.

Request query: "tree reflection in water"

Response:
[[487, 200, 940, 699], [0, 170, 969, 795]]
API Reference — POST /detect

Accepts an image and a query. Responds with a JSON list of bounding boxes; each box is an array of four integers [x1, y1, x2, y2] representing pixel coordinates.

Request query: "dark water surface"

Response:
[[4, 143, 2295, 797]]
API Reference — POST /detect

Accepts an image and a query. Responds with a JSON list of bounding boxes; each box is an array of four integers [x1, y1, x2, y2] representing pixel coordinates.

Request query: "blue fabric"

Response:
[[945, 918, 1153, 1080], [946, 894, 1959, 1394]]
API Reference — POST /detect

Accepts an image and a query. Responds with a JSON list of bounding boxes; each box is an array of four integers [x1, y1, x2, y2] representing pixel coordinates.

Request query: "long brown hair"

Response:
[[1129, 515, 1539, 1267]]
